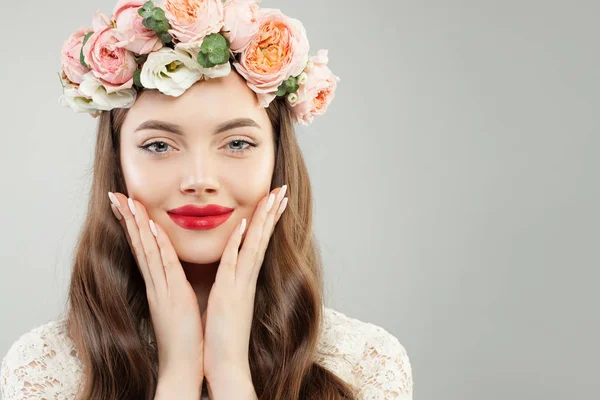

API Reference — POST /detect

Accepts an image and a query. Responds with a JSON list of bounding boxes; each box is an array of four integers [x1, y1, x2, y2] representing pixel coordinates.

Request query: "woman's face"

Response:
[[119, 71, 275, 264]]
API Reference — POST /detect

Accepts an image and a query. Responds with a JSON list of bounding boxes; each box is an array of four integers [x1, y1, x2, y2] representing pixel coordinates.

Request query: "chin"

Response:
[[171, 233, 230, 265]]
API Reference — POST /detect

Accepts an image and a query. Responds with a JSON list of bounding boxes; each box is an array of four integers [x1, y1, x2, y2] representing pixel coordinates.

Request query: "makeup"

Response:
[[167, 204, 234, 231]]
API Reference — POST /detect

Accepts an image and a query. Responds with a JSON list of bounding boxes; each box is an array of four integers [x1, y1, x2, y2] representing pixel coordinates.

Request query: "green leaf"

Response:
[[133, 69, 143, 88], [138, 1, 154, 18], [157, 31, 172, 44], [208, 48, 228, 65], [135, 54, 148, 64], [79, 32, 93, 69], [276, 81, 287, 97], [154, 19, 169, 33], [275, 77, 299, 97], [141, 1, 154, 12], [284, 77, 299, 94], [198, 33, 230, 66], [197, 52, 215, 68], [201, 33, 228, 53], [138, 8, 152, 18], [152, 7, 166, 20], [142, 16, 158, 31]]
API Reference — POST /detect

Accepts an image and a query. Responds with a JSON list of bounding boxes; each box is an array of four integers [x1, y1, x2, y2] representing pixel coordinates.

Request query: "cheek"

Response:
[[120, 150, 178, 207], [222, 152, 275, 207]]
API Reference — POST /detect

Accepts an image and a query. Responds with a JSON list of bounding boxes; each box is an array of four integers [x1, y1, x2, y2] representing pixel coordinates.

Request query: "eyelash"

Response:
[[138, 138, 258, 157]]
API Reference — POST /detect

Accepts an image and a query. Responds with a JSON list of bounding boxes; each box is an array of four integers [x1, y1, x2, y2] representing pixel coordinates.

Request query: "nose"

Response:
[[180, 155, 220, 196]]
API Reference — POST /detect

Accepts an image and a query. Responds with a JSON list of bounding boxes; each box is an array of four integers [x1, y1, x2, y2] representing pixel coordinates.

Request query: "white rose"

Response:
[[175, 43, 232, 80], [140, 47, 205, 96], [203, 61, 231, 79], [59, 84, 102, 114], [78, 72, 137, 110]]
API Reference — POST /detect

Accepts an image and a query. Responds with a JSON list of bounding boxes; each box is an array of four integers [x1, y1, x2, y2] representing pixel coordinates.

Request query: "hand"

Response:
[[108, 192, 205, 384], [202, 185, 289, 395]]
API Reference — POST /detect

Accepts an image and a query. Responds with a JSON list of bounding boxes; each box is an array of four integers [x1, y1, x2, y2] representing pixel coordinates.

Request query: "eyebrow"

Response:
[[133, 118, 261, 136]]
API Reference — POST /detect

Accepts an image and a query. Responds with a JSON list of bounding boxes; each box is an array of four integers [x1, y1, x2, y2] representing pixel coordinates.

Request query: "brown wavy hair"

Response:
[[64, 92, 358, 399]]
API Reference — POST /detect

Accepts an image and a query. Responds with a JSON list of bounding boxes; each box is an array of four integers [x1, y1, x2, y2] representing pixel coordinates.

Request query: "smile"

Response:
[[167, 210, 234, 230]]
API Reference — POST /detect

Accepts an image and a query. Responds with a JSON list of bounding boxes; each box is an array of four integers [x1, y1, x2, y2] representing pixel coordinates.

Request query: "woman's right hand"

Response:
[[108, 192, 204, 385]]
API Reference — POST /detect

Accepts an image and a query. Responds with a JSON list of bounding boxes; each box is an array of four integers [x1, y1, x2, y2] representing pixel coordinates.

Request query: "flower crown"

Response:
[[58, 0, 340, 126]]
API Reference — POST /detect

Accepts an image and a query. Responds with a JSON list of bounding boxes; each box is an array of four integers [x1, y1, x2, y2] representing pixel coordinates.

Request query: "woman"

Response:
[[0, 0, 413, 399]]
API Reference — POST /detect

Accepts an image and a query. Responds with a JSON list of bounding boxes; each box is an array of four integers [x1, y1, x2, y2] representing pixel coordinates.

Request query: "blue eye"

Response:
[[226, 139, 256, 155], [139, 141, 173, 156], [138, 138, 257, 157]]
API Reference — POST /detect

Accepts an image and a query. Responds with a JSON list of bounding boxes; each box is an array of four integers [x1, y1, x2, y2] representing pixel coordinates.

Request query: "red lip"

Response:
[[167, 204, 234, 231], [167, 204, 234, 217]]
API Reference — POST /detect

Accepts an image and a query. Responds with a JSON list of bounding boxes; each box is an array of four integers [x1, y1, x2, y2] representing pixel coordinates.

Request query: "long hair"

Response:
[[65, 92, 358, 399]]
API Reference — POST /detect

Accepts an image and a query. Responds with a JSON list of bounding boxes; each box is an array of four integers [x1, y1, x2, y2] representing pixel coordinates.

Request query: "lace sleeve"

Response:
[[352, 327, 414, 400], [0, 320, 82, 400]]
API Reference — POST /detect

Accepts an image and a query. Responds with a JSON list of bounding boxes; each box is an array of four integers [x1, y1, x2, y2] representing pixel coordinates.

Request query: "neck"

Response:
[[181, 261, 220, 315]]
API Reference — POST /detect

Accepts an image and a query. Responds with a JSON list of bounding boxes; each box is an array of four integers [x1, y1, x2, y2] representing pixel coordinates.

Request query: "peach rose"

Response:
[[222, 0, 260, 53], [82, 11, 138, 93], [163, 0, 224, 44], [232, 8, 309, 107], [113, 0, 164, 55], [289, 49, 339, 126], [60, 27, 92, 84]]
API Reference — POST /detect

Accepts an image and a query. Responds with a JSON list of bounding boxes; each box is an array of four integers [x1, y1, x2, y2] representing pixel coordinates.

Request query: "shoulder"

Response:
[[318, 306, 414, 399], [1, 317, 83, 400]]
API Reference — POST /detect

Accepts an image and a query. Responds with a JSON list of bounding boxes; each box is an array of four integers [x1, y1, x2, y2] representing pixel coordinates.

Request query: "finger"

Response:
[[129, 198, 168, 298], [109, 192, 154, 291], [236, 186, 281, 284], [110, 203, 134, 250], [151, 220, 188, 292], [215, 218, 246, 285], [270, 194, 289, 230], [252, 186, 287, 281], [259, 196, 288, 256], [257, 186, 287, 252]]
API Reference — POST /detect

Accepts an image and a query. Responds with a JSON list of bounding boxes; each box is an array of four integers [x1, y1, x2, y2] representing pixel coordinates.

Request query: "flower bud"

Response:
[[297, 72, 308, 85]]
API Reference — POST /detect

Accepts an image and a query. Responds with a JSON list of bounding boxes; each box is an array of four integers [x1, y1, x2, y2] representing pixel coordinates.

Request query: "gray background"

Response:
[[1, 0, 599, 399]]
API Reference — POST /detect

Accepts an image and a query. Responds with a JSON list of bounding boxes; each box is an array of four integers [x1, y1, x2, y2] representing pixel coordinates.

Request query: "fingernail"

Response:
[[110, 204, 122, 221], [277, 197, 288, 214], [265, 193, 275, 212], [149, 220, 158, 237], [239, 218, 247, 235], [108, 192, 121, 209], [277, 185, 288, 202], [128, 198, 137, 216]]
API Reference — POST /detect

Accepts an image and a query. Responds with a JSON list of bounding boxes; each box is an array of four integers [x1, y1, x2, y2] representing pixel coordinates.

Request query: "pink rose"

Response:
[[222, 0, 260, 53], [163, 0, 224, 43], [232, 8, 309, 107], [112, 0, 164, 55], [60, 27, 92, 84], [290, 49, 339, 126], [82, 11, 138, 93]]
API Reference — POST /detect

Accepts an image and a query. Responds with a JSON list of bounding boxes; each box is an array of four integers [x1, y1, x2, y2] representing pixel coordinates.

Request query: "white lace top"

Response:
[[1, 307, 413, 399]]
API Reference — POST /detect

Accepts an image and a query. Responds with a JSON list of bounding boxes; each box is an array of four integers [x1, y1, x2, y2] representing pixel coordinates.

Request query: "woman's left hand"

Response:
[[202, 185, 288, 398]]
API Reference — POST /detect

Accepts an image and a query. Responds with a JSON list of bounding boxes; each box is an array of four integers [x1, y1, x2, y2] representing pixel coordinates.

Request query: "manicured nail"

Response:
[[277, 185, 288, 202], [265, 193, 275, 212], [110, 204, 122, 221], [108, 192, 121, 209], [149, 220, 158, 237], [128, 198, 137, 216], [239, 218, 247, 235], [277, 197, 288, 214]]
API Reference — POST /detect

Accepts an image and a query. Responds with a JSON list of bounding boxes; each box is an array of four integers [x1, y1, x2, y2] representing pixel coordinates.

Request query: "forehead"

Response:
[[121, 72, 271, 135]]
